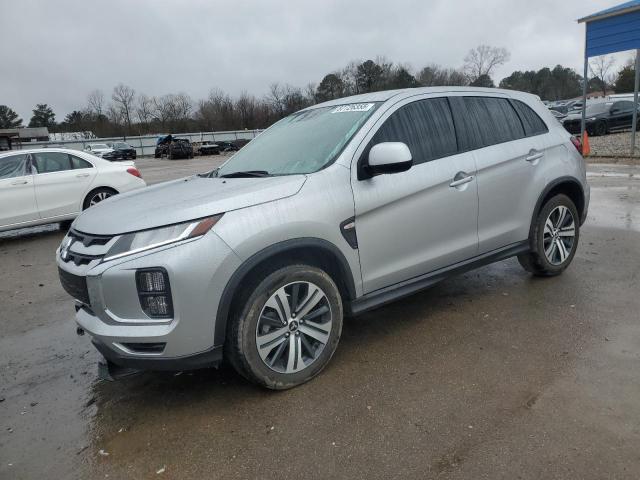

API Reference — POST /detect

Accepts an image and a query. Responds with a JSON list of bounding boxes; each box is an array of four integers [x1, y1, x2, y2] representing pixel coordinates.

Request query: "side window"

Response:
[[511, 100, 549, 137], [33, 152, 72, 174], [613, 101, 634, 113], [367, 97, 458, 166], [70, 155, 92, 169], [459, 97, 525, 149], [0, 154, 28, 179]]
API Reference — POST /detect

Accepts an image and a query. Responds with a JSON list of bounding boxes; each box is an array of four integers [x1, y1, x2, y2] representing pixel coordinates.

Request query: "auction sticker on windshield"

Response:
[[331, 103, 375, 113]]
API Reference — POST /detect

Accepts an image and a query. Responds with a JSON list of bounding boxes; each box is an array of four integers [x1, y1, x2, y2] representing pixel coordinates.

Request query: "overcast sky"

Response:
[[0, 0, 631, 122]]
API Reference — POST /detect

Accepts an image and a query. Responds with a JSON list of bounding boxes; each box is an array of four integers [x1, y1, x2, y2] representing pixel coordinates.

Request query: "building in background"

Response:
[[0, 127, 50, 150]]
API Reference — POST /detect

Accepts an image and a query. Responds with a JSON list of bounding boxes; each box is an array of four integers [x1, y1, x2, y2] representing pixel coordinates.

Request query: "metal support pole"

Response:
[[581, 29, 588, 142], [631, 49, 640, 156]]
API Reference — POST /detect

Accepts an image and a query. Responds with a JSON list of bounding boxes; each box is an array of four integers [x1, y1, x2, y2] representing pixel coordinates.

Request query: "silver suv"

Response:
[[57, 87, 589, 389]]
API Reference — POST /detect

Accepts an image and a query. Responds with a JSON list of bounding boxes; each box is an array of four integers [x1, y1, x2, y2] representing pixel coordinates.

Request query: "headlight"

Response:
[[588, 117, 597, 121], [103, 214, 223, 262]]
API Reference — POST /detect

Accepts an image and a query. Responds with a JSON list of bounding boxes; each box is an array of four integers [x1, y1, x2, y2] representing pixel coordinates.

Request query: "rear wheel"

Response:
[[594, 121, 607, 136], [518, 194, 579, 276], [226, 264, 343, 389], [83, 187, 117, 210]]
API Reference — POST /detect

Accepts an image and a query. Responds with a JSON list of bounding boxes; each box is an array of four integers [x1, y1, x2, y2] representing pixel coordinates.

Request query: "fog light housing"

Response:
[[135, 268, 173, 319]]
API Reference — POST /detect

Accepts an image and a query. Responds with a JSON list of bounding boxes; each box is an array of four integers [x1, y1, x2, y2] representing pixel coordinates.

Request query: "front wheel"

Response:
[[518, 194, 579, 276], [226, 265, 343, 389]]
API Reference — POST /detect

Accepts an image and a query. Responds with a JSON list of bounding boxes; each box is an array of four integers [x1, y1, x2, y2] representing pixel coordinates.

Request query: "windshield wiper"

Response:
[[219, 170, 270, 178]]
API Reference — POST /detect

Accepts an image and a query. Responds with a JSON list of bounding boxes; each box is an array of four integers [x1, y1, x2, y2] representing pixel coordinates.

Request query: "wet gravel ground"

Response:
[[588, 131, 640, 161], [1, 161, 639, 479]]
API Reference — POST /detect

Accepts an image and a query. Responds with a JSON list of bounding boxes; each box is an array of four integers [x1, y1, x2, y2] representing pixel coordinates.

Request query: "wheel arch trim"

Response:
[[214, 237, 357, 346], [529, 176, 586, 238]]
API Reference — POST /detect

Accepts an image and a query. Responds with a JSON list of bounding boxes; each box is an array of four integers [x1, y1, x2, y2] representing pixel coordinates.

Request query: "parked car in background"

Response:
[[192, 141, 220, 156], [57, 87, 589, 389], [154, 135, 194, 159], [84, 143, 114, 158], [216, 140, 240, 152], [106, 142, 137, 160], [562, 100, 640, 136], [549, 109, 567, 121], [0, 148, 145, 232]]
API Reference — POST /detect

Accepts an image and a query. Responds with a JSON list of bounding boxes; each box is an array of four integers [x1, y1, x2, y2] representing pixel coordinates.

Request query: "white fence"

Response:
[[15, 129, 263, 156]]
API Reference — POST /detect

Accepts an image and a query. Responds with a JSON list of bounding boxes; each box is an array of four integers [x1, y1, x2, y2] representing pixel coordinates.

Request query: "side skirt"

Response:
[[346, 241, 530, 316]]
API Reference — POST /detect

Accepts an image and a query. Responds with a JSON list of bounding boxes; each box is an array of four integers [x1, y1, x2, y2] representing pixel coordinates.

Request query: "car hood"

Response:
[[73, 174, 307, 235]]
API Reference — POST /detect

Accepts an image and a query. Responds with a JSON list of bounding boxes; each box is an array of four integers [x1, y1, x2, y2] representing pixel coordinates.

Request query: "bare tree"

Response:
[[135, 94, 154, 133], [304, 82, 318, 105], [87, 89, 105, 117], [340, 61, 360, 95], [418, 64, 468, 86], [106, 104, 123, 127], [111, 83, 136, 134], [464, 45, 510, 82], [266, 83, 285, 117], [589, 55, 616, 96], [236, 91, 257, 128], [151, 95, 174, 130]]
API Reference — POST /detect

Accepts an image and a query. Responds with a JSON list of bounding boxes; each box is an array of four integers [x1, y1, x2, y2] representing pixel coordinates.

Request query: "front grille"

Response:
[[67, 230, 113, 247], [58, 267, 90, 305], [60, 229, 114, 266]]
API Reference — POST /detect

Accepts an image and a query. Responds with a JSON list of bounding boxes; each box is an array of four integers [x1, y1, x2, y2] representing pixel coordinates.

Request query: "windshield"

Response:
[[113, 143, 128, 148], [91, 144, 109, 149], [217, 103, 380, 176], [585, 103, 611, 116]]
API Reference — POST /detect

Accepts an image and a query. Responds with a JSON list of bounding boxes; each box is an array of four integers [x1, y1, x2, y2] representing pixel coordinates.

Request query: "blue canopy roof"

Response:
[[578, 1, 640, 57], [578, 0, 640, 23]]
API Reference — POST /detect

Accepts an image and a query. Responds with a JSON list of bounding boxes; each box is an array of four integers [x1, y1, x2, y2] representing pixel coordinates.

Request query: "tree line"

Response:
[[1, 46, 637, 136]]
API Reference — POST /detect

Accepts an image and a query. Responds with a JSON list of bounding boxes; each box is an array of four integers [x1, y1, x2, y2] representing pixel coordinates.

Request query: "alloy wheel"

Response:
[[543, 205, 576, 265], [255, 281, 332, 374], [89, 191, 112, 206]]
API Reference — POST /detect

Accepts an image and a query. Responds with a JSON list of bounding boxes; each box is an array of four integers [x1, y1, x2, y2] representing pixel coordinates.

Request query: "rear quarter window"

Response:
[[511, 100, 549, 136]]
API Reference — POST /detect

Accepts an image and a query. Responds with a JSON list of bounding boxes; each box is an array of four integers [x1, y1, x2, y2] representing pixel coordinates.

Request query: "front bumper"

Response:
[[57, 230, 242, 371]]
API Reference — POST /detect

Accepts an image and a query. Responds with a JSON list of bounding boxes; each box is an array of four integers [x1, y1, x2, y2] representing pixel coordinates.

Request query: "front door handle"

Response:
[[76, 173, 90, 178], [10, 179, 28, 185], [450, 172, 474, 188], [526, 149, 544, 162]]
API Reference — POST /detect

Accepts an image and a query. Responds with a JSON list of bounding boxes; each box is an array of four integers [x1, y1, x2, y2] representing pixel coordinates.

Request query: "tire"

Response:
[[83, 187, 117, 210], [517, 194, 580, 276], [226, 264, 343, 389], [594, 121, 607, 136], [154, 152, 160, 159]]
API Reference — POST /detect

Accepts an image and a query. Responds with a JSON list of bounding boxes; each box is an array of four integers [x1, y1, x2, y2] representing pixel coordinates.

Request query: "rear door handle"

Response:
[[10, 179, 28, 185], [526, 149, 544, 162], [76, 173, 90, 178]]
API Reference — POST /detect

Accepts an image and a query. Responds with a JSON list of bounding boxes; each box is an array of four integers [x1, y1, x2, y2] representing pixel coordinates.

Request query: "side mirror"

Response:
[[365, 142, 413, 177]]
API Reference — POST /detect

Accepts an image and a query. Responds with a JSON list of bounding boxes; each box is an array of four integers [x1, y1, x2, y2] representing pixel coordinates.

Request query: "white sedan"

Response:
[[84, 143, 114, 157], [0, 148, 146, 232]]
